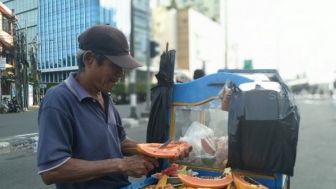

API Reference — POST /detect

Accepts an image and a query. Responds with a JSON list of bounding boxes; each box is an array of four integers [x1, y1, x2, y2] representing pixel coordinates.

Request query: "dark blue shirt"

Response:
[[37, 72, 130, 189]]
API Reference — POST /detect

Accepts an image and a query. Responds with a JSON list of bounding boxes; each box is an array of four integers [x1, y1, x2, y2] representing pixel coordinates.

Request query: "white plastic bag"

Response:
[[179, 121, 215, 156]]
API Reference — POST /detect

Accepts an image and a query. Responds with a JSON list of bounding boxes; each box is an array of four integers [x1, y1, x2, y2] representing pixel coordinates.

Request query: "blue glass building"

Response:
[[38, 0, 117, 83], [5, 0, 150, 84]]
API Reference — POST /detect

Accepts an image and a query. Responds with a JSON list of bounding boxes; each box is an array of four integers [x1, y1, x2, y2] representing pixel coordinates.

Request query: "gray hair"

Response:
[[76, 49, 107, 72], [76, 49, 87, 71]]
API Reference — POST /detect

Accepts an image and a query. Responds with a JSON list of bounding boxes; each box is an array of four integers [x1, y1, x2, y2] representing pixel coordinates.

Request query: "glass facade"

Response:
[[2, 0, 38, 51], [133, 0, 150, 65], [38, 0, 117, 83], [3, 0, 150, 84]]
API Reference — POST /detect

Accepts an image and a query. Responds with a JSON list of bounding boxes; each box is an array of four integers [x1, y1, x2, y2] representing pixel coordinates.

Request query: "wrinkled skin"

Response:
[[173, 141, 192, 160], [121, 155, 159, 178]]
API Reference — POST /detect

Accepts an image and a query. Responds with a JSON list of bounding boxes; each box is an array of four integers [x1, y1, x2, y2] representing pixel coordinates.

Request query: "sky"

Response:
[[227, 0, 336, 82]]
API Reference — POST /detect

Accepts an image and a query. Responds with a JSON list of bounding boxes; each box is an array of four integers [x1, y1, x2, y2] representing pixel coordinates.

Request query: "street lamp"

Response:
[[129, 0, 138, 119]]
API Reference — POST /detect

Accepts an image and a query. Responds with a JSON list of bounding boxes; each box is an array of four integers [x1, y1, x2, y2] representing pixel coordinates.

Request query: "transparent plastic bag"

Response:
[[179, 121, 228, 168], [179, 121, 215, 157], [214, 136, 228, 168]]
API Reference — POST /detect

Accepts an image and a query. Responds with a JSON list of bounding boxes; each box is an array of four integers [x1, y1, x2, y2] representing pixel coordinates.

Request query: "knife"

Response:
[[158, 138, 173, 149]]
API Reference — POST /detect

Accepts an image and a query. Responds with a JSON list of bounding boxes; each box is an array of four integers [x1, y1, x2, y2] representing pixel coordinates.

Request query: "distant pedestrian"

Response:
[[193, 69, 205, 80]]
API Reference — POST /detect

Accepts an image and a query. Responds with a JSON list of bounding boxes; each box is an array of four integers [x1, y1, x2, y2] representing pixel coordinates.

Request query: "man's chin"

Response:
[[103, 84, 116, 92]]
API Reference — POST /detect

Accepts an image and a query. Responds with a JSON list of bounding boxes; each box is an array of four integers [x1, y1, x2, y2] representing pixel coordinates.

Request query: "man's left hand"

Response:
[[173, 141, 192, 160]]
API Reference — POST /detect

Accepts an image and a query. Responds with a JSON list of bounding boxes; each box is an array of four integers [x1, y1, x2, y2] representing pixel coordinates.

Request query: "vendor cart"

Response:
[[122, 50, 298, 189]]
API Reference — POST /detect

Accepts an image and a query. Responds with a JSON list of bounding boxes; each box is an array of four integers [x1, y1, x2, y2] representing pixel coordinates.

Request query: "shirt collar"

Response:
[[64, 72, 92, 102]]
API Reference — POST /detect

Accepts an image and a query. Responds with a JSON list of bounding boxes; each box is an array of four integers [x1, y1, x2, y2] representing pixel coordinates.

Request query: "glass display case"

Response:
[[171, 99, 229, 170]]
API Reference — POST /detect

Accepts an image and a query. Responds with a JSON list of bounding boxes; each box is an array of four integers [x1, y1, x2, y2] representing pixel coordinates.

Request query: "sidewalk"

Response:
[[0, 103, 150, 155]]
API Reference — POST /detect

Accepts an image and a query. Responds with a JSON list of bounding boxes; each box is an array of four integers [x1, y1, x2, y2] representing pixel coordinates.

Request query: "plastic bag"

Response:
[[179, 121, 215, 157], [214, 136, 228, 167]]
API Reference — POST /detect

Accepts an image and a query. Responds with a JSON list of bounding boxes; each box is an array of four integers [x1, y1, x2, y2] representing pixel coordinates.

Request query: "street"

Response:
[[0, 100, 336, 188], [0, 103, 148, 189]]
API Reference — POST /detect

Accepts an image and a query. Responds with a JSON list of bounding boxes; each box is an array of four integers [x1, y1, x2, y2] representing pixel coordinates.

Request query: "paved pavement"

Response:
[[0, 120, 149, 189], [0, 103, 149, 155], [0, 103, 150, 189], [1, 99, 336, 188], [0, 103, 148, 138]]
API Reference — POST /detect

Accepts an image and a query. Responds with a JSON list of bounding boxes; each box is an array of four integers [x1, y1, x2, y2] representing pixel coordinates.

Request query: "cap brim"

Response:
[[105, 54, 143, 69]]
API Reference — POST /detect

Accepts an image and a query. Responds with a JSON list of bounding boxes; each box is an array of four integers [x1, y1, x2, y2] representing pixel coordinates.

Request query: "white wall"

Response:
[[152, 7, 178, 71], [188, 9, 225, 75]]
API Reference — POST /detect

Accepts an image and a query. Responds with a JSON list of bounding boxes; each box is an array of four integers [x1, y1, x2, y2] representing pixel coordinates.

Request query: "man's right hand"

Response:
[[120, 155, 159, 178]]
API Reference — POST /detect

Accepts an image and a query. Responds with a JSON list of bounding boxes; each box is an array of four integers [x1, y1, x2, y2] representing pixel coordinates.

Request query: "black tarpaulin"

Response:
[[146, 49, 176, 173], [227, 81, 300, 176]]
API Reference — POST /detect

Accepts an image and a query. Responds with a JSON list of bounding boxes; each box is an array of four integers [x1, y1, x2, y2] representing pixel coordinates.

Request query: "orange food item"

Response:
[[137, 143, 191, 158], [232, 173, 268, 189], [177, 174, 233, 188]]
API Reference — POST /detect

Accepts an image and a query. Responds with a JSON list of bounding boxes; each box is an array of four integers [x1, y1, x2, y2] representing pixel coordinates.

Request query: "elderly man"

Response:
[[37, 25, 162, 189]]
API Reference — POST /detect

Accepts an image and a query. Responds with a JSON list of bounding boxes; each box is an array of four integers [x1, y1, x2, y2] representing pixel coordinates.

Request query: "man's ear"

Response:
[[83, 51, 95, 67]]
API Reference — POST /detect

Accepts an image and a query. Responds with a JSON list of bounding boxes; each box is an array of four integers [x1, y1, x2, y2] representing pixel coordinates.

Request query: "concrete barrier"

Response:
[[122, 118, 139, 129], [0, 142, 11, 154], [0, 133, 38, 155], [0, 118, 146, 155]]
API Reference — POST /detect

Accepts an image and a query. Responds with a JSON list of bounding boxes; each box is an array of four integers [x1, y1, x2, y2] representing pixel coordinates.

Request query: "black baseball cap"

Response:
[[78, 25, 143, 69]]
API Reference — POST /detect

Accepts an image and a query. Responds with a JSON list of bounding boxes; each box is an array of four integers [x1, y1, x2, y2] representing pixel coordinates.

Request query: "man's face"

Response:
[[89, 56, 124, 93]]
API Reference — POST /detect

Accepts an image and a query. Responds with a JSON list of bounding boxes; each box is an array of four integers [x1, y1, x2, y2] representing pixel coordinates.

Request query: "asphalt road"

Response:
[[291, 99, 336, 189], [0, 124, 148, 189], [0, 103, 148, 138], [0, 100, 336, 189]]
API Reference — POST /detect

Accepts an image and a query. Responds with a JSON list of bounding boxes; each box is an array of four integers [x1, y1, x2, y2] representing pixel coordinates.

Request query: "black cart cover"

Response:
[[227, 82, 300, 176], [146, 49, 176, 173]]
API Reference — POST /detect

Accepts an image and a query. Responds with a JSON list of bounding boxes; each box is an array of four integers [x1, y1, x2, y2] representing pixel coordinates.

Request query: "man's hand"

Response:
[[120, 155, 159, 178], [173, 141, 192, 160]]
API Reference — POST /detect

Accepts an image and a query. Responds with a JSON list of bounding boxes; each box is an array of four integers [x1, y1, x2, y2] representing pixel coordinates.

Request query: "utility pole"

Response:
[[30, 38, 40, 105], [23, 20, 29, 110], [145, 5, 151, 112], [12, 15, 29, 111], [0, 57, 5, 106], [224, 0, 229, 69], [13, 19, 23, 111], [16, 32, 24, 110], [129, 0, 138, 119], [0, 67, 3, 107]]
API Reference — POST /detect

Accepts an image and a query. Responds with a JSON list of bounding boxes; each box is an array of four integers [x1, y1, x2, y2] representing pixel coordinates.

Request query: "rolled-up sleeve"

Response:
[[37, 107, 73, 174]]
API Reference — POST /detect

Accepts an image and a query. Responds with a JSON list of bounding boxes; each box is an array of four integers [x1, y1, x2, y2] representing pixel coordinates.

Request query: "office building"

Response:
[[39, 0, 119, 83]]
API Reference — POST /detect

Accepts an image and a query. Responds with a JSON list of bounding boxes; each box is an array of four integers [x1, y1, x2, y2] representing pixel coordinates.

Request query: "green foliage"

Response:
[[111, 82, 127, 96], [136, 82, 147, 94], [46, 83, 58, 90]]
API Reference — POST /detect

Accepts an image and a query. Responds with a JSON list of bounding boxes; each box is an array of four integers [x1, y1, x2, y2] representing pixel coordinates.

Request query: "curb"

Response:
[[0, 118, 147, 155], [0, 142, 11, 154], [139, 117, 149, 126], [122, 118, 139, 129], [0, 133, 38, 155]]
